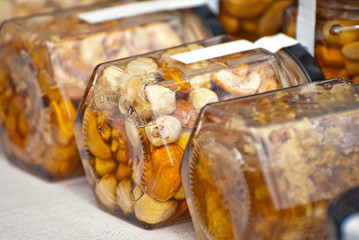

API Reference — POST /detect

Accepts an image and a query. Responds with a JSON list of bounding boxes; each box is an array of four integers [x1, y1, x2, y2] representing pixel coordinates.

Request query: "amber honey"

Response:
[[74, 35, 322, 228], [182, 79, 359, 240], [191, 151, 331, 240], [0, 1, 212, 181]]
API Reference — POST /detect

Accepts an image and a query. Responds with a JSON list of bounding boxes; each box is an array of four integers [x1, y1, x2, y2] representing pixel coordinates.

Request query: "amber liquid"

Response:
[[315, 6, 359, 82], [192, 153, 331, 240]]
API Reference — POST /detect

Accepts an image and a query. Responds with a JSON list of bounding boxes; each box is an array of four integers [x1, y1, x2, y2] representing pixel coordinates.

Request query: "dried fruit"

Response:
[[83, 107, 112, 160], [222, 0, 274, 19], [147, 22, 183, 49], [172, 99, 197, 128], [162, 67, 191, 94], [258, 0, 293, 36], [124, 120, 141, 149], [95, 157, 116, 176], [95, 174, 117, 209], [188, 88, 219, 112], [116, 179, 135, 214], [342, 41, 359, 61], [126, 57, 158, 76], [134, 193, 177, 224], [188, 73, 212, 90], [145, 85, 176, 114], [115, 163, 131, 181], [212, 66, 260, 96], [147, 144, 183, 202], [145, 115, 182, 147]]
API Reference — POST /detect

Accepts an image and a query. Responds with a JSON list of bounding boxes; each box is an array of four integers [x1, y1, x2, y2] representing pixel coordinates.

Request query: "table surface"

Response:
[[0, 149, 197, 240]]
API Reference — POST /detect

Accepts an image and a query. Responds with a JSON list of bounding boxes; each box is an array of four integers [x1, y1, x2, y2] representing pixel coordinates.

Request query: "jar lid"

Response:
[[192, 5, 226, 36], [328, 187, 359, 240], [281, 44, 325, 82]]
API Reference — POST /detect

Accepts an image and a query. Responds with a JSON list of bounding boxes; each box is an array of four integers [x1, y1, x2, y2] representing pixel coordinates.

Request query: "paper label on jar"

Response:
[[170, 40, 256, 64], [78, 0, 207, 24], [171, 34, 297, 64], [296, 0, 317, 56], [254, 33, 298, 53]]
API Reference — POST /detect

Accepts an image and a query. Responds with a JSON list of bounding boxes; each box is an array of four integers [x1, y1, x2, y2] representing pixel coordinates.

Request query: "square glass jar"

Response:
[[73, 35, 318, 229], [0, 0, 111, 24], [0, 0, 216, 181], [181, 78, 359, 239]]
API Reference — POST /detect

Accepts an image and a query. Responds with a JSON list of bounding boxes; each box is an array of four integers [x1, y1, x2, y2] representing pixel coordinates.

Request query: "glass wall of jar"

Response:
[[0, 0, 112, 24], [73, 35, 322, 229], [219, 0, 295, 41], [315, 0, 359, 83], [0, 0, 217, 181], [181, 78, 359, 240]]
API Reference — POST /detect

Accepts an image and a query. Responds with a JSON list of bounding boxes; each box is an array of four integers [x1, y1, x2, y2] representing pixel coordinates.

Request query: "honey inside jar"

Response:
[[74, 35, 313, 229], [0, 1, 213, 181], [182, 78, 359, 239], [0, 0, 113, 24], [219, 0, 295, 40], [315, 1, 359, 82]]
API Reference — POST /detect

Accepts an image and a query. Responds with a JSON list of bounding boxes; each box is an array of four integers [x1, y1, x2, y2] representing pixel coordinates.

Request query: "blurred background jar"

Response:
[[282, 0, 298, 38], [282, 0, 359, 83], [0, 0, 218, 181], [0, 0, 112, 24], [315, 0, 359, 83], [219, 0, 295, 41], [181, 78, 359, 240]]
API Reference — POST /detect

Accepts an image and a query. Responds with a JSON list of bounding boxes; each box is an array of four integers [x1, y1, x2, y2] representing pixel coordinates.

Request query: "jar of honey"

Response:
[[181, 78, 359, 239], [219, 0, 295, 40], [0, 0, 217, 181], [73, 35, 323, 229], [315, 0, 359, 83]]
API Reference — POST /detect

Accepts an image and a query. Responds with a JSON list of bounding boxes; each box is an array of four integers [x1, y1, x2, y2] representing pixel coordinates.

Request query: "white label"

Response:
[[296, 0, 317, 56], [171, 33, 298, 64], [254, 33, 298, 53], [78, 0, 207, 24], [171, 40, 255, 64]]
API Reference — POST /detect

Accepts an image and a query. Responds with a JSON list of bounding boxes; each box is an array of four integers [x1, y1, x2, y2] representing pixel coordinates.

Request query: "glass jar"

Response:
[[181, 78, 359, 240], [219, 0, 295, 41], [73, 35, 323, 229], [0, 0, 112, 24], [315, 0, 359, 83], [282, 1, 298, 38], [0, 0, 217, 181]]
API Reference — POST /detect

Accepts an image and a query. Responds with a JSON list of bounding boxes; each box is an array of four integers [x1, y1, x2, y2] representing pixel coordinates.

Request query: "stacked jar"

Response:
[[0, 0, 218, 181], [181, 78, 359, 239], [73, 34, 323, 229], [282, 0, 359, 82], [219, 0, 294, 40], [0, 0, 114, 24], [315, 0, 359, 82]]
